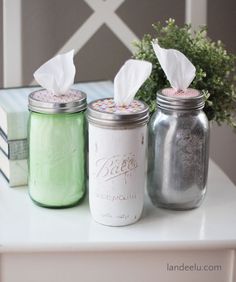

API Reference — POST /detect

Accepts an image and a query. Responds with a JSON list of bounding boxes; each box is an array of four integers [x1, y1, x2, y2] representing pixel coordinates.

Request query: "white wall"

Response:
[[210, 124, 236, 184]]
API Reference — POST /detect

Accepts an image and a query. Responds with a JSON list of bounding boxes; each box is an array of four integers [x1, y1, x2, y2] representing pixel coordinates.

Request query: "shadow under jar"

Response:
[[148, 88, 209, 210], [28, 89, 87, 208]]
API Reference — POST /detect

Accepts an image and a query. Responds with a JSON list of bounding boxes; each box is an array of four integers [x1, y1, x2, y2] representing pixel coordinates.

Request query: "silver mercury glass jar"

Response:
[[147, 88, 209, 210]]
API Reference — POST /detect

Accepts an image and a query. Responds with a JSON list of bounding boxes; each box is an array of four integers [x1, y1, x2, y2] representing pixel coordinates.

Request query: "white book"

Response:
[[0, 87, 40, 140], [0, 149, 27, 187], [0, 131, 8, 155], [0, 129, 28, 160]]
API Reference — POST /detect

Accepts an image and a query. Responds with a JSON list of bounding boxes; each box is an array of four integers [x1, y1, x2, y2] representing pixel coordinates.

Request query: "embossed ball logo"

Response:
[[95, 153, 138, 182]]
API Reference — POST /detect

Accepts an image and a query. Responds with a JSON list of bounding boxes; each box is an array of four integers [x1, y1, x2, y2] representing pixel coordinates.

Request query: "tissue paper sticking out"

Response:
[[34, 50, 75, 96], [152, 41, 196, 91], [114, 59, 152, 106]]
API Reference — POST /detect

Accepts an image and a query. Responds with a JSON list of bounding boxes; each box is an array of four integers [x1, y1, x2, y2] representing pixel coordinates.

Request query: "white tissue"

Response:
[[152, 41, 196, 91], [34, 50, 76, 95], [114, 59, 152, 106]]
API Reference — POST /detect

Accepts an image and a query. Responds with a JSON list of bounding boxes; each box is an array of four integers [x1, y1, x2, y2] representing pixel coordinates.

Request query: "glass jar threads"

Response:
[[28, 89, 87, 208], [148, 88, 209, 210], [87, 98, 149, 226]]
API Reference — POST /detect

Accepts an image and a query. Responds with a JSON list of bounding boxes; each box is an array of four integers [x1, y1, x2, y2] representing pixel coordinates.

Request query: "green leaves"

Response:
[[133, 19, 236, 128]]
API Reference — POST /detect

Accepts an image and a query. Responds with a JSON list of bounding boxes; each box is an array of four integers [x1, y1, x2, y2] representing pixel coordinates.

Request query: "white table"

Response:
[[0, 160, 236, 282]]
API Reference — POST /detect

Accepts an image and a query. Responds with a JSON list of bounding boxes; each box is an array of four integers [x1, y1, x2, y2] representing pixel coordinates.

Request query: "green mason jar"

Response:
[[28, 89, 87, 208]]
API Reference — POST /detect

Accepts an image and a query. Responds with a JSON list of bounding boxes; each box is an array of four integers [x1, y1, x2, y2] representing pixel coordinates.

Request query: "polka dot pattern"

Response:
[[91, 98, 145, 114], [31, 89, 82, 103]]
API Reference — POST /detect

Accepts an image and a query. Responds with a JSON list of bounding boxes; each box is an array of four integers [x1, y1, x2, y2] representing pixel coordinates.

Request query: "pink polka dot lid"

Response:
[[162, 88, 200, 98], [157, 88, 204, 110], [29, 89, 87, 114], [87, 98, 149, 127]]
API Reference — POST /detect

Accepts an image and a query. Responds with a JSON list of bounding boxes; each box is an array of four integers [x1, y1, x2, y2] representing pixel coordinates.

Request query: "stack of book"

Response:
[[0, 81, 113, 187], [0, 87, 40, 186]]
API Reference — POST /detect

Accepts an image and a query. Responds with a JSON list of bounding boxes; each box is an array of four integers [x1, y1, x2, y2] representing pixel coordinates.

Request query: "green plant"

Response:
[[133, 18, 236, 127]]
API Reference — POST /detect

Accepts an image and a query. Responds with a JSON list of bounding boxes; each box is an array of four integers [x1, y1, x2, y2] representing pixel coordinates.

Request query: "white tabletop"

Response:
[[1, 160, 236, 253]]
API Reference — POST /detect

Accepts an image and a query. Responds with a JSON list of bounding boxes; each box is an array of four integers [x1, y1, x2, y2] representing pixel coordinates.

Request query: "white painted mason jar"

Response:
[[87, 98, 149, 226]]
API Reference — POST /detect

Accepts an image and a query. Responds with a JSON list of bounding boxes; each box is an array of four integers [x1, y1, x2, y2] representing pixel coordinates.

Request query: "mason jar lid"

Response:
[[87, 98, 149, 128], [28, 89, 87, 114], [157, 88, 205, 110]]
